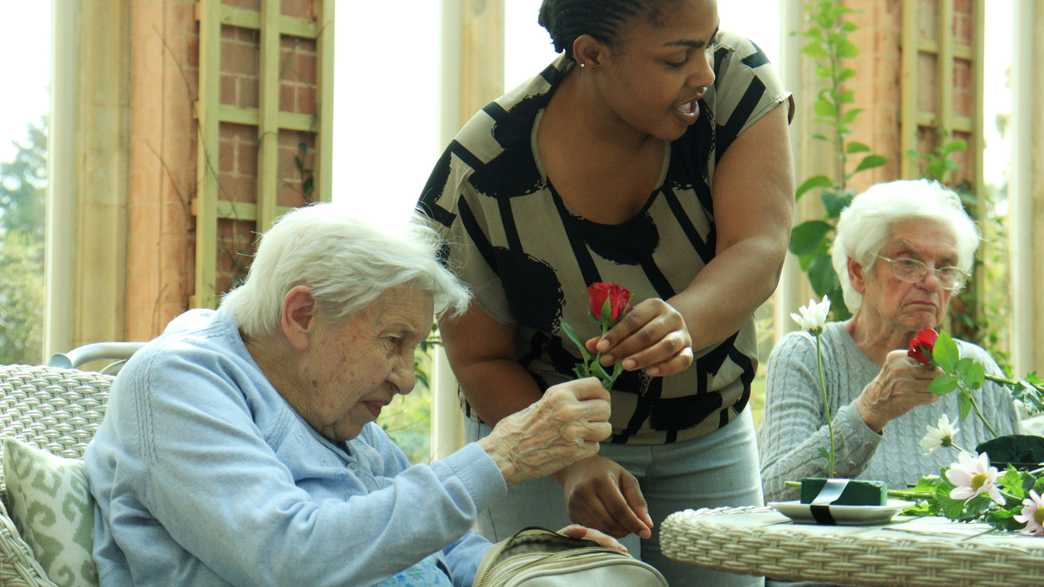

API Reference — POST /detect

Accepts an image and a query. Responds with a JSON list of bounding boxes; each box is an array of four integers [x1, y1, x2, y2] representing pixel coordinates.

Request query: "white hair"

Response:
[[830, 179, 980, 312], [221, 203, 471, 338]]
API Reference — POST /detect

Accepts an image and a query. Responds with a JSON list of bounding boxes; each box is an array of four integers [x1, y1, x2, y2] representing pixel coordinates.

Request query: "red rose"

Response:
[[587, 282, 630, 323], [908, 327, 939, 366]]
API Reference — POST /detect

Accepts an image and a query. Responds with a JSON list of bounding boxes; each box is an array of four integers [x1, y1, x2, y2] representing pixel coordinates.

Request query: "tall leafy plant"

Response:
[[789, 0, 887, 320]]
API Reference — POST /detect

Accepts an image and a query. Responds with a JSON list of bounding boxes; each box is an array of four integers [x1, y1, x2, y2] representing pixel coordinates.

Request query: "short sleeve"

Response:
[[709, 32, 794, 156], [418, 139, 515, 325]]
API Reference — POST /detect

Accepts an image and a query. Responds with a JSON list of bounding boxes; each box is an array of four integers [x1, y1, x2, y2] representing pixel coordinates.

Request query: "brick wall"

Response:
[[126, 0, 322, 338]]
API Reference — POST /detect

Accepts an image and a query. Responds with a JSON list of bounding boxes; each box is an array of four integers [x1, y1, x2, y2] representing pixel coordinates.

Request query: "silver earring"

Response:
[[580, 62, 586, 70]]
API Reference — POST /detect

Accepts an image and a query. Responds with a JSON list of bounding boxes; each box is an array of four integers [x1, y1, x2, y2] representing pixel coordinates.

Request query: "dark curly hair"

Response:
[[537, 0, 682, 59]]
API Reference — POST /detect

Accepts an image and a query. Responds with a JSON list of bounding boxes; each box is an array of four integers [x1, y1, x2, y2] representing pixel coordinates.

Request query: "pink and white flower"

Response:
[[1014, 490, 1044, 536], [945, 451, 1004, 505]]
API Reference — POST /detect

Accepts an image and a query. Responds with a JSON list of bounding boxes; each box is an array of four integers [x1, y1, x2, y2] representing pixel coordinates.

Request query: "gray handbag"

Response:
[[472, 527, 669, 586]]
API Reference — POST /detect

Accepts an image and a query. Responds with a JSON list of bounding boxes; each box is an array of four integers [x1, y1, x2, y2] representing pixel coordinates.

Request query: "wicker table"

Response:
[[660, 506, 1044, 586]]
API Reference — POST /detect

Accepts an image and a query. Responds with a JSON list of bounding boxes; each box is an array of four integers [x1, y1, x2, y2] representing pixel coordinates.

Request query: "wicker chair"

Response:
[[0, 364, 114, 587]]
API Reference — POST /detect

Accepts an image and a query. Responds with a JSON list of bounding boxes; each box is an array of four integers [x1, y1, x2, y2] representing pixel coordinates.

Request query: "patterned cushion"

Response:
[[2, 439, 97, 587], [0, 495, 55, 586]]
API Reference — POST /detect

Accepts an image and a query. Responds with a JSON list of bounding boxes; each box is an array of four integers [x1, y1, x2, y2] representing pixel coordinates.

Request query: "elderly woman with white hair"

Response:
[[85, 203, 622, 586], [759, 179, 1017, 501]]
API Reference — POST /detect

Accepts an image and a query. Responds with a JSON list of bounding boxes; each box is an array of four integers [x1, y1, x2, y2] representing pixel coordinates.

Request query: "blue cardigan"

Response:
[[85, 308, 504, 586]]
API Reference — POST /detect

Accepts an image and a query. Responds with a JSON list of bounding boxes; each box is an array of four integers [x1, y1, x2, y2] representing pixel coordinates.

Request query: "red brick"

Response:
[[223, 0, 260, 10], [296, 85, 316, 115], [280, 84, 295, 112], [280, 0, 313, 19], [219, 140, 236, 173], [221, 74, 237, 105], [238, 76, 259, 108], [237, 138, 259, 177], [222, 38, 259, 76]]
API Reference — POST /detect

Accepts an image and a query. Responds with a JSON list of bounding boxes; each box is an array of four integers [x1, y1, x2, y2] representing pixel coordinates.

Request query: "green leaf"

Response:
[[838, 90, 855, 104], [811, 133, 829, 142], [955, 357, 986, 389], [808, 255, 839, 298], [999, 468, 1027, 499], [789, 221, 832, 256], [559, 321, 591, 362], [837, 39, 858, 58], [841, 108, 864, 125], [846, 141, 871, 154], [933, 331, 960, 372], [942, 139, 968, 154], [958, 391, 972, 421], [838, 67, 856, 82], [842, 21, 857, 32], [928, 374, 959, 396], [814, 96, 836, 117], [820, 192, 853, 218], [795, 175, 832, 200], [854, 155, 887, 173], [802, 42, 828, 59]]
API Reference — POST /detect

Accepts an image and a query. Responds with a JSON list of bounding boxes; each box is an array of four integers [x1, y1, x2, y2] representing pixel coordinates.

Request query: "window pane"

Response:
[[0, 2, 50, 364], [332, 3, 441, 220]]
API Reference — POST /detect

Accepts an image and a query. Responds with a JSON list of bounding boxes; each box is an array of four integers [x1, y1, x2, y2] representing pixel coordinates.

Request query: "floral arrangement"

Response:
[[791, 296, 836, 476], [897, 326, 1044, 534], [561, 282, 630, 390]]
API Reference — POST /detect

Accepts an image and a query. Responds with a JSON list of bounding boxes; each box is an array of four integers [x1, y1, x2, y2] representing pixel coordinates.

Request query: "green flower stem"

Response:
[[966, 390, 999, 438], [816, 333, 837, 477], [985, 373, 1044, 394]]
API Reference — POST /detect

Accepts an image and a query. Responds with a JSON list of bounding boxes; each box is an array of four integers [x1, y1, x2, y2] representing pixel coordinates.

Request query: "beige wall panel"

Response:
[[126, 0, 198, 340]]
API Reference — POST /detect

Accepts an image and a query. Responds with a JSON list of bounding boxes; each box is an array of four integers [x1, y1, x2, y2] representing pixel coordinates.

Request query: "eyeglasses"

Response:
[[876, 255, 969, 292]]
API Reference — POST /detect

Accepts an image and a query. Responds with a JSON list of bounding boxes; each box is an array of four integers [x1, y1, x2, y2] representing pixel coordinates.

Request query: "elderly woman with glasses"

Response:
[[759, 179, 1017, 501]]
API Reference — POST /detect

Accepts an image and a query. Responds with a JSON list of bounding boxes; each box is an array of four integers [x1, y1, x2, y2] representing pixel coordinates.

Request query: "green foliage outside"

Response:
[[788, 0, 888, 321], [377, 331, 438, 463], [0, 119, 47, 365]]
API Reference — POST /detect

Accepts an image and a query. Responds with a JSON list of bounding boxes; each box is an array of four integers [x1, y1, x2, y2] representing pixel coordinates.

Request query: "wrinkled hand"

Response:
[[857, 349, 941, 432], [555, 455, 653, 539], [557, 524, 630, 555], [585, 298, 693, 377], [479, 378, 611, 485]]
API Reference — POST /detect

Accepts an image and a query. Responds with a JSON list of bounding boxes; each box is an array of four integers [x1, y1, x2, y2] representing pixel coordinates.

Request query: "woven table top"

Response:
[[661, 506, 1044, 586]]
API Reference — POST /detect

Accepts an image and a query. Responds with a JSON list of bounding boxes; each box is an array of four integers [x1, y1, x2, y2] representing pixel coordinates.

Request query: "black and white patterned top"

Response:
[[419, 33, 791, 445]]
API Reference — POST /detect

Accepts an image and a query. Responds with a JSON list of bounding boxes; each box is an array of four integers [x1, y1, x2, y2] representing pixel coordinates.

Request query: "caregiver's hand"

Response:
[[586, 298, 693, 377], [558, 524, 630, 555], [555, 455, 653, 539]]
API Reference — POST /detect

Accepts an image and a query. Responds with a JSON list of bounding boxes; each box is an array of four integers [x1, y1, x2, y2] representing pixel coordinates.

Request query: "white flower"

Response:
[[946, 451, 1005, 505], [920, 414, 959, 454], [791, 296, 831, 334], [1014, 490, 1044, 536]]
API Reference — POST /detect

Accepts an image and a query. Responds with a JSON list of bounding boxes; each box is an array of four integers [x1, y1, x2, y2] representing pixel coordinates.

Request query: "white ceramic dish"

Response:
[[767, 499, 912, 526]]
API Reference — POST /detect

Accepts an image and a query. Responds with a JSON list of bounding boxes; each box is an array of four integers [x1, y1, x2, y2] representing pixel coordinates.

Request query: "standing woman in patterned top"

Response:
[[418, 1, 793, 583]]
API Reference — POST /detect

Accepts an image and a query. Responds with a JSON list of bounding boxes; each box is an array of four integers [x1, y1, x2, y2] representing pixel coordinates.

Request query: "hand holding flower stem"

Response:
[[561, 283, 630, 390], [908, 328, 999, 437]]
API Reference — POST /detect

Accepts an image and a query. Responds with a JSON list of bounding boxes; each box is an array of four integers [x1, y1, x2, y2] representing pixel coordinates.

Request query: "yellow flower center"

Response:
[[1035, 508, 1044, 525], [970, 473, 988, 491]]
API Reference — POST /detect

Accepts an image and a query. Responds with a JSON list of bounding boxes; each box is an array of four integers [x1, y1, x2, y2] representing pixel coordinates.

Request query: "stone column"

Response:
[[45, 0, 133, 358]]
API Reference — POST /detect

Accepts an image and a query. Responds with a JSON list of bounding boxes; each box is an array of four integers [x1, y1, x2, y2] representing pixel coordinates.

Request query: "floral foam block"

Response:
[[799, 478, 887, 506]]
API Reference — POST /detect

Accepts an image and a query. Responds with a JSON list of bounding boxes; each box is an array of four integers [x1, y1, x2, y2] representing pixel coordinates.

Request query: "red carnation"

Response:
[[587, 282, 630, 323], [908, 327, 939, 366]]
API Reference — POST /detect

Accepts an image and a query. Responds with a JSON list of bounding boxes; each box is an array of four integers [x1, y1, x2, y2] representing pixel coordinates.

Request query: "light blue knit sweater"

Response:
[[759, 321, 1017, 501], [85, 308, 504, 586]]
